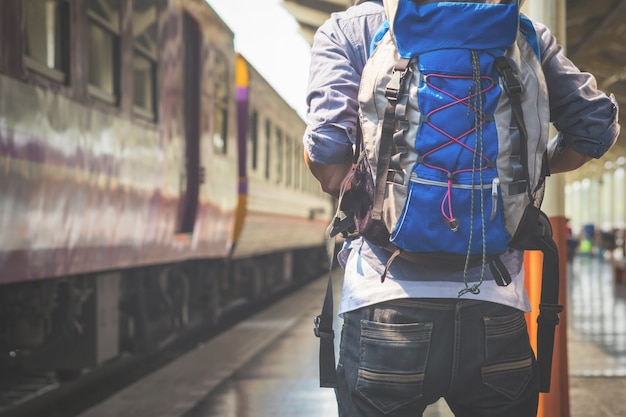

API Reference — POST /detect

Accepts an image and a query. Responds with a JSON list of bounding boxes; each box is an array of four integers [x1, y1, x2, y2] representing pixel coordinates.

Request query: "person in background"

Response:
[[303, 1, 620, 416], [566, 218, 579, 262]]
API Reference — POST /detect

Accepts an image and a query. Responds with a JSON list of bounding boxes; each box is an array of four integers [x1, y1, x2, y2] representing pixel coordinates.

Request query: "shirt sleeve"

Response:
[[302, 4, 386, 165], [536, 22, 620, 159]]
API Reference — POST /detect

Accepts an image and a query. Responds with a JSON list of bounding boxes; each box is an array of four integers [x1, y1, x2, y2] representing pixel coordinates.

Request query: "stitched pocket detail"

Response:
[[355, 320, 433, 414], [481, 311, 535, 400]]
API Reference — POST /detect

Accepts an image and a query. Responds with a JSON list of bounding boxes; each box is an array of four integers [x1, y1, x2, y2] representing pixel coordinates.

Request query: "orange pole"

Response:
[[524, 215, 570, 417]]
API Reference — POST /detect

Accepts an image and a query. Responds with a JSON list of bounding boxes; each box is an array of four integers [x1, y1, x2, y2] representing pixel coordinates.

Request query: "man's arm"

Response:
[[538, 22, 619, 172], [302, 2, 386, 198]]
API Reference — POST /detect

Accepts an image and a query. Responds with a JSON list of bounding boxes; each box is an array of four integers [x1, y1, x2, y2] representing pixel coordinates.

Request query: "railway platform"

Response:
[[77, 255, 626, 417]]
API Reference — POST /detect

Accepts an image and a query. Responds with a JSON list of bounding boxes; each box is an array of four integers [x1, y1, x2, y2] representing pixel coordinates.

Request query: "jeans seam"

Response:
[[446, 301, 462, 396]]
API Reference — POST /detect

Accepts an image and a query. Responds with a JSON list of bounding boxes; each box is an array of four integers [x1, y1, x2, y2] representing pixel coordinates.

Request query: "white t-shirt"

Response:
[[337, 238, 531, 317]]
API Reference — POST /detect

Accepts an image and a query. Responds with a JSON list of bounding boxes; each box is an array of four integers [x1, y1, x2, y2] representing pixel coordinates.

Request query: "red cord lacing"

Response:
[[421, 72, 495, 227]]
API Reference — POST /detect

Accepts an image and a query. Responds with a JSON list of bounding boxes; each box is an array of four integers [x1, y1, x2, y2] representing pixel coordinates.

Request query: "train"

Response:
[[0, 0, 332, 391]]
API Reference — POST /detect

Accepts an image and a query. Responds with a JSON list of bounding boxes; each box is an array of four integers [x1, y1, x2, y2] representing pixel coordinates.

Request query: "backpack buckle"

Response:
[[385, 58, 411, 101], [313, 315, 334, 339], [495, 56, 523, 96]]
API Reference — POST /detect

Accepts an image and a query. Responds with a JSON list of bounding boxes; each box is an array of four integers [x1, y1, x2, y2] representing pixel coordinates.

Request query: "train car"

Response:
[[0, 0, 332, 398], [232, 54, 331, 280]]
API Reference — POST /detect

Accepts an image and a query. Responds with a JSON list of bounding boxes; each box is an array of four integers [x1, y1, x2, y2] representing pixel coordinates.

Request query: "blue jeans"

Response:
[[335, 299, 539, 416]]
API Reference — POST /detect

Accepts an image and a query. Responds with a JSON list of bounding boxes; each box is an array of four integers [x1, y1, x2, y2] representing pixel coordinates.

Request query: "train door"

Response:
[[176, 12, 201, 234]]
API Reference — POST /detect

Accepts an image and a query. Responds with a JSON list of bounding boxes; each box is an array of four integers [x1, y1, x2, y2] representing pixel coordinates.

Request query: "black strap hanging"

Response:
[[509, 205, 562, 393], [314, 225, 339, 388]]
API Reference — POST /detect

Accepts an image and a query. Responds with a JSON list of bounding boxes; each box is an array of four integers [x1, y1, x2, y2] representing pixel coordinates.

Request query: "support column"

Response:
[[520, 1, 570, 417]]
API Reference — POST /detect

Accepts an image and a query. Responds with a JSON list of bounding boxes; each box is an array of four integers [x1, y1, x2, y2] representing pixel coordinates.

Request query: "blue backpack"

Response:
[[353, 0, 550, 267]]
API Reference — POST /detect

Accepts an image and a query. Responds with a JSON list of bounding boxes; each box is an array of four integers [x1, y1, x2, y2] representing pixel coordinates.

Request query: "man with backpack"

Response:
[[303, 1, 619, 416]]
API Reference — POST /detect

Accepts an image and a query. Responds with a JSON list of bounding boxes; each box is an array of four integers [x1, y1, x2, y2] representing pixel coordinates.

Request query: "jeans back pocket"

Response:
[[481, 311, 536, 400], [355, 320, 433, 414]]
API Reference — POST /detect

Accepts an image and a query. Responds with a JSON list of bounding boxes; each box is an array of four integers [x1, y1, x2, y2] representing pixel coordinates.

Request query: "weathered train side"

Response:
[[1, 0, 256, 282]]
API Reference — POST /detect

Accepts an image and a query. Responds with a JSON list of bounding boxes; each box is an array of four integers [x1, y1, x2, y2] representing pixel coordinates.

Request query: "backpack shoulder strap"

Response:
[[519, 14, 541, 61]]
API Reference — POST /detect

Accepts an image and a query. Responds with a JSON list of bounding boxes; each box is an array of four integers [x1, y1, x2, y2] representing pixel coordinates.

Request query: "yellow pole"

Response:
[[521, 1, 570, 416]]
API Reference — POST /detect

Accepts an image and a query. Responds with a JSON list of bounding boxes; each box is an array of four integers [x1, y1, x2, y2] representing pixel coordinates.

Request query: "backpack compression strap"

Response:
[[495, 56, 532, 200], [371, 57, 412, 223]]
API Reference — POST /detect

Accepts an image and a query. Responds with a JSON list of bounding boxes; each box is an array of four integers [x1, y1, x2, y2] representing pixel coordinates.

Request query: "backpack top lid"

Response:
[[385, 1, 520, 57]]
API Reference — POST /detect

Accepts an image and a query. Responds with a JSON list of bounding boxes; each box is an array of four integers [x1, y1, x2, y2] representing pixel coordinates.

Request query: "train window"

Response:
[[249, 111, 259, 171], [285, 138, 292, 187], [294, 142, 301, 190], [88, 0, 120, 104], [213, 53, 229, 154], [264, 119, 271, 180], [23, 0, 70, 82], [132, 0, 157, 120], [276, 128, 283, 184], [300, 151, 306, 192]]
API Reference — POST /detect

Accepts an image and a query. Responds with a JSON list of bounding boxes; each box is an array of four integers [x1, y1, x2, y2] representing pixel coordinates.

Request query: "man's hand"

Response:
[[547, 139, 592, 174], [304, 150, 353, 198]]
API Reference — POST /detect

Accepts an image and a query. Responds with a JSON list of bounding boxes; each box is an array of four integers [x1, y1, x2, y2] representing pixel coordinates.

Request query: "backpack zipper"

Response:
[[409, 174, 501, 219]]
